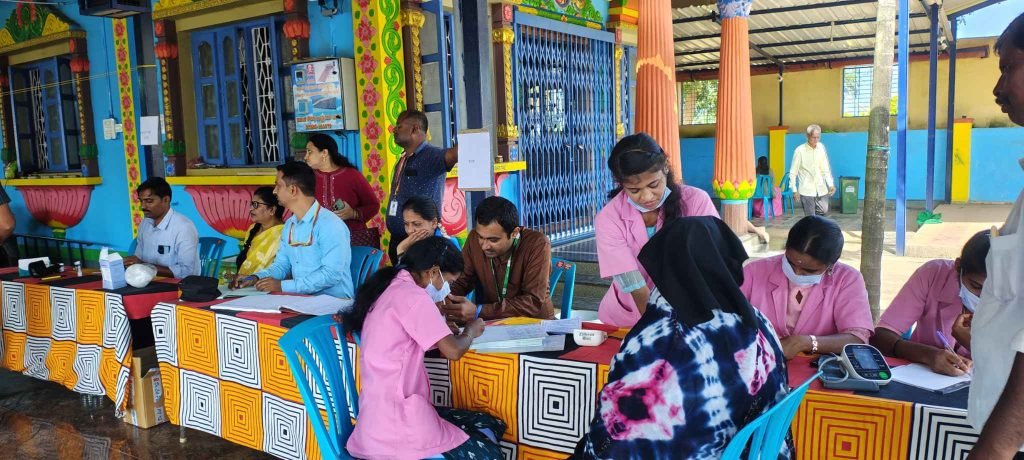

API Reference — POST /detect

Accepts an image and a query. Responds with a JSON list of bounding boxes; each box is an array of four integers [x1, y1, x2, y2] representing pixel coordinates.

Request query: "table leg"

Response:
[[179, 425, 187, 443]]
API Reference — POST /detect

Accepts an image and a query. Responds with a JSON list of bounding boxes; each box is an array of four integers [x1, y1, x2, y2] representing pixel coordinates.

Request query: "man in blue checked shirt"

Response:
[[237, 162, 353, 301]]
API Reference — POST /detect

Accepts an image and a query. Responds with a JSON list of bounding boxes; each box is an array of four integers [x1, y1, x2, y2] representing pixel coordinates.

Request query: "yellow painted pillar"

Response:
[[768, 126, 787, 181], [951, 118, 973, 203]]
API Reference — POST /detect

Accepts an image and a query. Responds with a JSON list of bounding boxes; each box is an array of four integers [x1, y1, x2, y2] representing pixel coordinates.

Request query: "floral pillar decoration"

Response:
[[0, 57, 14, 178], [69, 37, 99, 177], [282, 0, 310, 61], [154, 20, 186, 177], [634, 0, 680, 179], [399, 2, 425, 111], [712, 0, 756, 235], [492, 3, 518, 161], [114, 18, 144, 235], [352, 0, 407, 256]]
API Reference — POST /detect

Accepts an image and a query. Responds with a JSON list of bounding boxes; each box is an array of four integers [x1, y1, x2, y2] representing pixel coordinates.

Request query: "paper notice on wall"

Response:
[[140, 116, 160, 146], [456, 130, 493, 191]]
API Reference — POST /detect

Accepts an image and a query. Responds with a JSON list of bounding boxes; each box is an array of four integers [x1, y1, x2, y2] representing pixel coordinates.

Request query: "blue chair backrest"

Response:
[[279, 316, 359, 460], [198, 237, 226, 278], [448, 235, 462, 251], [779, 173, 793, 192], [753, 174, 774, 198], [550, 258, 577, 319], [721, 371, 822, 460], [350, 246, 383, 290]]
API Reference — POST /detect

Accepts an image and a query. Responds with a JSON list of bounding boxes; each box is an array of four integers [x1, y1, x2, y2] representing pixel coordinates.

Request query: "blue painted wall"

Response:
[[1, 5, 358, 258], [970, 127, 1024, 202], [0, 6, 139, 254]]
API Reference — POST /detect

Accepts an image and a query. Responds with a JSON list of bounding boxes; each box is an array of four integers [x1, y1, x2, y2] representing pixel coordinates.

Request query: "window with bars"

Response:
[[9, 57, 81, 174], [842, 64, 899, 118], [190, 18, 292, 167], [678, 80, 718, 125]]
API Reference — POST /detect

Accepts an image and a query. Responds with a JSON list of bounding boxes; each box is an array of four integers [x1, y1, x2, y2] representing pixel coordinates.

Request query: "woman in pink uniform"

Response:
[[870, 230, 990, 376], [594, 133, 719, 328], [345, 237, 504, 459], [741, 216, 873, 359]]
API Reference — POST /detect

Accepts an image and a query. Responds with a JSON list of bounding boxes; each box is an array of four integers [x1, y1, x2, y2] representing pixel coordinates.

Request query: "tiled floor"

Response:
[[0, 369, 270, 459]]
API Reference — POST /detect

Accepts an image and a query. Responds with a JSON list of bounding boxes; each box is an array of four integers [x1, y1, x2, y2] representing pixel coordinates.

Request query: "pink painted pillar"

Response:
[[635, 0, 681, 180], [713, 0, 756, 234]]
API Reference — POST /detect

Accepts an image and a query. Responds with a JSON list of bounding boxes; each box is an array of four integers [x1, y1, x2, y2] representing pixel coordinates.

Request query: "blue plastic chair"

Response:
[[198, 237, 226, 278], [748, 174, 775, 220], [279, 316, 359, 460], [721, 371, 822, 460], [779, 173, 796, 215], [350, 246, 384, 290], [550, 258, 577, 319], [448, 235, 462, 251], [128, 239, 137, 256], [902, 322, 916, 340]]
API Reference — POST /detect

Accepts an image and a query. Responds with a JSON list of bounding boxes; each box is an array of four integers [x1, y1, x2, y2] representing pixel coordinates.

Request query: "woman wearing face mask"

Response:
[[870, 230, 990, 376], [345, 236, 505, 459], [305, 133, 381, 247], [594, 133, 720, 327], [741, 216, 873, 360]]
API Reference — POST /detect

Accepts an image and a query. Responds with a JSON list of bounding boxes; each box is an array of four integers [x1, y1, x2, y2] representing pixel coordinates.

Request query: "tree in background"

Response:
[[861, 0, 897, 320]]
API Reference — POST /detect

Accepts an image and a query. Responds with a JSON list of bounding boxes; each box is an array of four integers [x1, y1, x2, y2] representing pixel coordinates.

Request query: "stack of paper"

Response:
[[212, 295, 353, 316], [890, 363, 972, 393], [540, 318, 582, 334], [471, 324, 551, 352]]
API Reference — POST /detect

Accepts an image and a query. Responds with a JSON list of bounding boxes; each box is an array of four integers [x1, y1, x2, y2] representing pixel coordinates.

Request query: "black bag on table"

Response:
[[179, 275, 221, 302]]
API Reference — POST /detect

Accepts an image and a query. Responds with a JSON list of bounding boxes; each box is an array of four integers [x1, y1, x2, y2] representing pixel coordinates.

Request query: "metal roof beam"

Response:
[[918, 0, 953, 45], [673, 0, 878, 25], [674, 12, 928, 42], [674, 29, 931, 57], [676, 43, 932, 69], [949, 0, 1008, 18]]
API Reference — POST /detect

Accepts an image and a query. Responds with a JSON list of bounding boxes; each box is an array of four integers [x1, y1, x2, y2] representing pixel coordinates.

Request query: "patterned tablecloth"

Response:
[[0, 274, 180, 416], [152, 300, 980, 460]]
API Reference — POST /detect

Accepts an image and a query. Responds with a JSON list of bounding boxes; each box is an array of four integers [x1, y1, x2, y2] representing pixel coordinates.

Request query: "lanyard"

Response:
[[489, 238, 519, 303], [390, 154, 410, 198]]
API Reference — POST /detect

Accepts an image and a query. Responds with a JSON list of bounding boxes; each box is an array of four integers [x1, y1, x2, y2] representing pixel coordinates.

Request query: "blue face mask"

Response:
[[627, 186, 671, 213], [781, 256, 825, 287]]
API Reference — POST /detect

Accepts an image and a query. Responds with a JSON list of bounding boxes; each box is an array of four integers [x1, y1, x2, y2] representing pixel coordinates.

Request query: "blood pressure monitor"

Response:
[[817, 344, 892, 391]]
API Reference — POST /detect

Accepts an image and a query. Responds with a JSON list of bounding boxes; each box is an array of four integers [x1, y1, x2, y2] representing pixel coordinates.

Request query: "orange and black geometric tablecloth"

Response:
[[153, 300, 980, 460], [0, 276, 179, 417]]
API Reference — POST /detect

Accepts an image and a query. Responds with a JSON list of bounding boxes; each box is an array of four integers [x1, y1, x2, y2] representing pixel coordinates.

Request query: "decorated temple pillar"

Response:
[[491, 3, 518, 162], [282, 0, 310, 62], [351, 0, 407, 254], [400, 1, 425, 111], [68, 37, 98, 177], [608, 0, 638, 141], [634, 0, 680, 179], [712, 0, 756, 234], [154, 20, 186, 177], [0, 56, 13, 178], [113, 18, 145, 234]]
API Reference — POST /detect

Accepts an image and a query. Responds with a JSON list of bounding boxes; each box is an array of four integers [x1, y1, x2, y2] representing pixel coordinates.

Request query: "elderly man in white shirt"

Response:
[[123, 177, 200, 279], [789, 124, 835, 216]]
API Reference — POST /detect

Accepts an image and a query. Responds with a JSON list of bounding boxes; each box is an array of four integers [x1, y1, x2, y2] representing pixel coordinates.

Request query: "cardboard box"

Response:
[[122, 346, 168, 429]]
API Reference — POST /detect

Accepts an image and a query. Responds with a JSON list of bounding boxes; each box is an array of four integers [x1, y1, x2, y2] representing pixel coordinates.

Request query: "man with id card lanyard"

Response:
[[444, 197, 554, 322], [124, 177, 200, 279], [385, 110, 459, 263]]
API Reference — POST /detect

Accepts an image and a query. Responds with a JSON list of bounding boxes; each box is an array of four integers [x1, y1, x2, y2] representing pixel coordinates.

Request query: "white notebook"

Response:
[[890, 363, 971, 393], [212, 294, 353, 316]]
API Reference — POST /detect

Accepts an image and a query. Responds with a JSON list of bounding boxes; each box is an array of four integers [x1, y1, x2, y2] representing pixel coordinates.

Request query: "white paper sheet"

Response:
[[890, 363, 971, 393], [220, 286, 269, 298], [472, 335, 565, 354], [140, 116, 160, 146], [541, 318, 582, 334], [456, 131, 493, 191], [473, 324, 548, 344], [212, 294, 353, 315]]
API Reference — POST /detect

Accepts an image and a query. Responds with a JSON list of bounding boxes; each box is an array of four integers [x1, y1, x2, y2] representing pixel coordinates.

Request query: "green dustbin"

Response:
[[839, 176, 860, 214]]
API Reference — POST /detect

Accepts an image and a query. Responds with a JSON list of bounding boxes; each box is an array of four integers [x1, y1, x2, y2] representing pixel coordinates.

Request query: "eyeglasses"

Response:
[[287, 205, 321, 247], [250, 201, 271, 210]]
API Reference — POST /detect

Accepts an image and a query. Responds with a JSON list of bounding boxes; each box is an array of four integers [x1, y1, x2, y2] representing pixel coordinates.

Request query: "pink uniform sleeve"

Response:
[[397, 298, 454, 352], [595, 208, 641, 279], [833, 268, 875, 343], [877, 263, 932, 335], [682, 187, 720, 218]]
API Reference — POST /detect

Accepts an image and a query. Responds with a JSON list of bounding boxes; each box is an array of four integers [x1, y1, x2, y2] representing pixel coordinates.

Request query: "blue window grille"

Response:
[[9, 57, 80, 173], [513, 12, 618, 245], [418, 0, 458, 148], [191, 18, 288, 166]]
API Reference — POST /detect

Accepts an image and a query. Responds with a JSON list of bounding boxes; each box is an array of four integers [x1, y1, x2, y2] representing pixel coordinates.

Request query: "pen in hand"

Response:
[[935, 330, 970, 372]]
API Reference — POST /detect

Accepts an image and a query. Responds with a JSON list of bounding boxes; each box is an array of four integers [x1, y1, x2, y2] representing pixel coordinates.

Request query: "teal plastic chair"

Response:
[[747, 174, 775, 220], [721, 371, 822, 460], [128, 239, 137, 255], [550, 258, 577, 319], [350, 246, 384, 290], [779, 173, 796, 215], [279, 316, 359, 460], [902, 323, 916, 340], [198, 237, 226, 278]]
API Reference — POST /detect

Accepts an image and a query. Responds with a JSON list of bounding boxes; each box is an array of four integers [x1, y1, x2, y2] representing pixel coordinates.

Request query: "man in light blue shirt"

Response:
[[238, 162, 353, 299], [123, 177, 200, 279]]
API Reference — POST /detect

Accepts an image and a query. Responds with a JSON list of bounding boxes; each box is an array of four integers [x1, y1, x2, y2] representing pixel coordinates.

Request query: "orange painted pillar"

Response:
[[635, 0, 681, 180], [712, 0, 756, 234]]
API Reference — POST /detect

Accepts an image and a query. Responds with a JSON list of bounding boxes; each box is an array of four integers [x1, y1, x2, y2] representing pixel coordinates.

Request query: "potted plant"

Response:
[[163, 140, 187, 176], [79, 144, 99, 177]]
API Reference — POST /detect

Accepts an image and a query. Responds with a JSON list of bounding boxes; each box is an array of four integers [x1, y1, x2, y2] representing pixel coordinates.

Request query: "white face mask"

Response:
[[425, 269, 451, 303], [781, 255, 825, 287], [627, 186, 671, 213], [959, 273, 981, 313]]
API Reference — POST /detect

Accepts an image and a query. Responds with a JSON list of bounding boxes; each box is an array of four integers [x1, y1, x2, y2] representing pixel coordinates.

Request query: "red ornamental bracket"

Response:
[[186, 185, 261, 240], [18, 186, 93, 229]]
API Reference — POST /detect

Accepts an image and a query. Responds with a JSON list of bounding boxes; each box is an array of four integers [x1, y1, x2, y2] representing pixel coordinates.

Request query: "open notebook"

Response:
[[212, 295, 354, 316]]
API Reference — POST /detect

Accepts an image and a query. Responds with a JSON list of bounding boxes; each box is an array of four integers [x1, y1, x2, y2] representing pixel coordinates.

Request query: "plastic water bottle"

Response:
[[75, 261, 83, 277]]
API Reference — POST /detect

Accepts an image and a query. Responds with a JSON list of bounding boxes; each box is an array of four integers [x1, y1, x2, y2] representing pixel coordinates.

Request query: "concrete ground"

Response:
[[555, 200, 1015, 317]]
